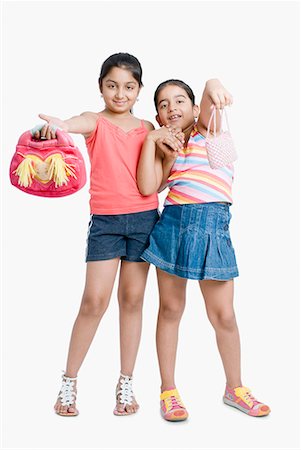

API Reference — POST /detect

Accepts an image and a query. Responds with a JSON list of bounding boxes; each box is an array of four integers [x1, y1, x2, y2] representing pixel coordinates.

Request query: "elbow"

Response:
[[137, 176, 156, 196], [138, 186, 156, 196]]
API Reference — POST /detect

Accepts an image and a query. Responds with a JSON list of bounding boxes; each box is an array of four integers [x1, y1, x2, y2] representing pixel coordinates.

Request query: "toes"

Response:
[[117, 405, 125, 414], [126, 405, 135, 414], [56, 402, 62, 414], [61, 405, 68, 415], [131, 401, 139, 413], [55, 402, 77, 415], [68, 406, 76, 414]]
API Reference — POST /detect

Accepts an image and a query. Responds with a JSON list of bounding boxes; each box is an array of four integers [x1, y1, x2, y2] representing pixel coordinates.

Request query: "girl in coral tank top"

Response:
[[33, 53, 181, 417]]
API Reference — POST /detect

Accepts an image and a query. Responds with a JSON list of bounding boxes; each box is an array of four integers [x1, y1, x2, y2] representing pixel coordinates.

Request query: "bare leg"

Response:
[[115, 261, 150, 414], [156, 269, 187, 392], [54, 258, 120, 415], [199, 279, 242, 388]]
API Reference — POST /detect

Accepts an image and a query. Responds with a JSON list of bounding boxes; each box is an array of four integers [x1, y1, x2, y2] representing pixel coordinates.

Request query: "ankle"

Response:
[[64, 369, 78, 378], [119, 371, 133, 379], [161, 384, 176, 393], [226, 381, 243, 390]]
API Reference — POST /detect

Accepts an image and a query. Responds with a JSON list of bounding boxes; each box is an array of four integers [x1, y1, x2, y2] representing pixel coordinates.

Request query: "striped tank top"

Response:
[[164, 125, 234, 206]]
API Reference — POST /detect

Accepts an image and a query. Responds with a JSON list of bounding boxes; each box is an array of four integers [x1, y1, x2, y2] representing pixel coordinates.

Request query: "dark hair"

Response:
[[154, 79, 195, 112], [98, 53, 143, 89]]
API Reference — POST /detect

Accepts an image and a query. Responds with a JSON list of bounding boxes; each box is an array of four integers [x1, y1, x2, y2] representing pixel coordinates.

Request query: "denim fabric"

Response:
[[141, 203, 239, 280], [86, 209, 160, 262]]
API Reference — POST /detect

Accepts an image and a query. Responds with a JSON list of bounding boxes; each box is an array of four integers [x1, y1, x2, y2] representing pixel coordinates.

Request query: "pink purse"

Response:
[[10, 129, 87, 197], [205, 107, 237, 169]]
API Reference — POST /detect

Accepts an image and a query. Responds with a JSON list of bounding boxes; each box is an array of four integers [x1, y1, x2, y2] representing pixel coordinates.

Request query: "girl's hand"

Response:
[[33, 114, 68, 140], [204, 79, 233, 110], [148, 126, 184, 157]]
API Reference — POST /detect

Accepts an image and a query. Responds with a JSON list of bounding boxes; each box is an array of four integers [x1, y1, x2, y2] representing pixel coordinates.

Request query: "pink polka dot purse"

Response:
[[205, 107, 238, 169], [10, 128, 87, 197]]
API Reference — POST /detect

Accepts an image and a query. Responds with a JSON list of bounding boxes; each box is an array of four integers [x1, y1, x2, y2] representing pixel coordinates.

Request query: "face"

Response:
[[156, 85, 199, 129], [101, 67, 140, 114]]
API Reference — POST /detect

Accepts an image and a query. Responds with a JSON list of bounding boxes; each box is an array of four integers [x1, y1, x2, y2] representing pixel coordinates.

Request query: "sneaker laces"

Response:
[[116, 373, 134, 406], [234, 386, 258, 408], [59, 372, 77, 406], [164, 391, 185, 412]]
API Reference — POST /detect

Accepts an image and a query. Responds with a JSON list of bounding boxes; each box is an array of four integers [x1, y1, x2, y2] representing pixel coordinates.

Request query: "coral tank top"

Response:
[[85, 116, 158, 215]]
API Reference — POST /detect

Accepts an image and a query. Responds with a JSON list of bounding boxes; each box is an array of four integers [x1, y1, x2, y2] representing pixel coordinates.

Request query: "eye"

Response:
[[107, 84, 115, 89], [177, 99, 184, 104], [160, 103, 167, 109], [127, 86, 134, 90]]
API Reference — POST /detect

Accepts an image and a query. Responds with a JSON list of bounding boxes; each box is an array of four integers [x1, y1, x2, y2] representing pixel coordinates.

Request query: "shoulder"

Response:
[[80, 112, 101, 139], [195, 122, 208, 138], [80, 111, 100, 125], [143, 120, 155, 132], [80, 111, 100, 127]]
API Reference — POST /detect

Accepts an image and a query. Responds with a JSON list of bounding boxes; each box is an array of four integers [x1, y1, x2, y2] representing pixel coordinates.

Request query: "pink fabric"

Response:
[[85, 116, 158, 214], [205, 108, 238, 169], [10, 129, 86, 197]]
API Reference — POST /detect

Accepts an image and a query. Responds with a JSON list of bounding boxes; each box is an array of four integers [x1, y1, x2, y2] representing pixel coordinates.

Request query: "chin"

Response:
[[167, 120, 181, 127]]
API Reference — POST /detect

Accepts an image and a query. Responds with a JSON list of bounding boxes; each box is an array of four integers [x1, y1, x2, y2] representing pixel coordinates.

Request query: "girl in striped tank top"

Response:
[[137, 79, 270, 421]]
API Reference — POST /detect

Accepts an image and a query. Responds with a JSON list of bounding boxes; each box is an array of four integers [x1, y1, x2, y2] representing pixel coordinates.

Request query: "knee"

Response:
[[80, 294, 109, 318], [159, 300, 185, 322], [118, 290, 143, 312], [208, 311, 237, 332]]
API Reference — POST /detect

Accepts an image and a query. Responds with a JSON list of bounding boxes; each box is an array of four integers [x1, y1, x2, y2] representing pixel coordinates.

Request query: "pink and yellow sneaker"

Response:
[[160, 388, 188, 421], [223, 385, 271, 417]]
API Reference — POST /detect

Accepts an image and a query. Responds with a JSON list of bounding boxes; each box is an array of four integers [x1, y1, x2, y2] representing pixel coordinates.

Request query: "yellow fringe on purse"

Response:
[[13, 152, 77, 188], [13, 153, 36, 187], [47, 154, 77, 187]]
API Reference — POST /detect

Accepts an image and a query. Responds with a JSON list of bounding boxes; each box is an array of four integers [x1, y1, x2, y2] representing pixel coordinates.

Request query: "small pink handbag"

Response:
[[10, 129, 87, 197], [205, 107, 237, 169]]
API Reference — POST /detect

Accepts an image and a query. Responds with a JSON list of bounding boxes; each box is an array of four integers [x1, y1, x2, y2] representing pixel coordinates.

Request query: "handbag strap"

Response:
[[17, 129, 75, 149], [206, 107, 231, 138]]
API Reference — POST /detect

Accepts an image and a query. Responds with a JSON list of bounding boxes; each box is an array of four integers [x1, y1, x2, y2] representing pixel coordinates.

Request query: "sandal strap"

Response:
[[116, 373, 134, 406], [58, 371, 77, 406]]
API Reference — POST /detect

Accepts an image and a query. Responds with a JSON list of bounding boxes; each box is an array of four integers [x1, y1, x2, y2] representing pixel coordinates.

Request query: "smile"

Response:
[[169, 114, 182, 120]]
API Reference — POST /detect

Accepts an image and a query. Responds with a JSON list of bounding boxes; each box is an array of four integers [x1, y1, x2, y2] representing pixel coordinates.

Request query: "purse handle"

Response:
[[17, 127, 75, 149], [206, 107, 231, 139]]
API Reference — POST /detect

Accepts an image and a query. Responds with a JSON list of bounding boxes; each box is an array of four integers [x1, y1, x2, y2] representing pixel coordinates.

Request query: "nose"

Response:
[[168, 103, 177, 112], [115, 88, 124, 99]]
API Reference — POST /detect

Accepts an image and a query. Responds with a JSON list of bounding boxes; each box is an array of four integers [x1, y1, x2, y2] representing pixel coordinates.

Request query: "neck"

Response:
[[183, 121, 196, 144], [103, 108, 133, 119]]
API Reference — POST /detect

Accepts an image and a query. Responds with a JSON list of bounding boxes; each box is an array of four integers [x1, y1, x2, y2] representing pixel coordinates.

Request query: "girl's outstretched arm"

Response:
[[197, 79, 233, 135], [34, 112, 98, 139]]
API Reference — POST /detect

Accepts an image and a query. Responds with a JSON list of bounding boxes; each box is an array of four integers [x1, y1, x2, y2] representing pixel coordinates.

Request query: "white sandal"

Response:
[[55, 372, 79, 416], [113, 372, 139, 416]]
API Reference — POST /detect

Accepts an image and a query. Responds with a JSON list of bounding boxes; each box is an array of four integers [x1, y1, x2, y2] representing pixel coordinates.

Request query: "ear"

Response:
[[193, 105, 199, 119], [156, 114, 163, 127]]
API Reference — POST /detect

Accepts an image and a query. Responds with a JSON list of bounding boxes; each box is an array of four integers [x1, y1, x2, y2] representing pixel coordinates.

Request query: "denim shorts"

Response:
[[141, 203, 239, 280], [85, 209, 160, 262]]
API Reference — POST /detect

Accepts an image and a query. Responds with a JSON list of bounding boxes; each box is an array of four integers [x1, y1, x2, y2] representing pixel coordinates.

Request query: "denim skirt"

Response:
[[141, 203, 239, 280]]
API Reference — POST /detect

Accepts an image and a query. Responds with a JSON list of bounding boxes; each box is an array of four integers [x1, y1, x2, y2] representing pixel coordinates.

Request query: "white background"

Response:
[[1, 1, 300, 449]]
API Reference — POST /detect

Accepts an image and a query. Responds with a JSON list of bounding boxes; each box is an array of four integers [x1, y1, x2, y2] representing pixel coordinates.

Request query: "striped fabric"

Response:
[[164, 126, 234, 206]]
